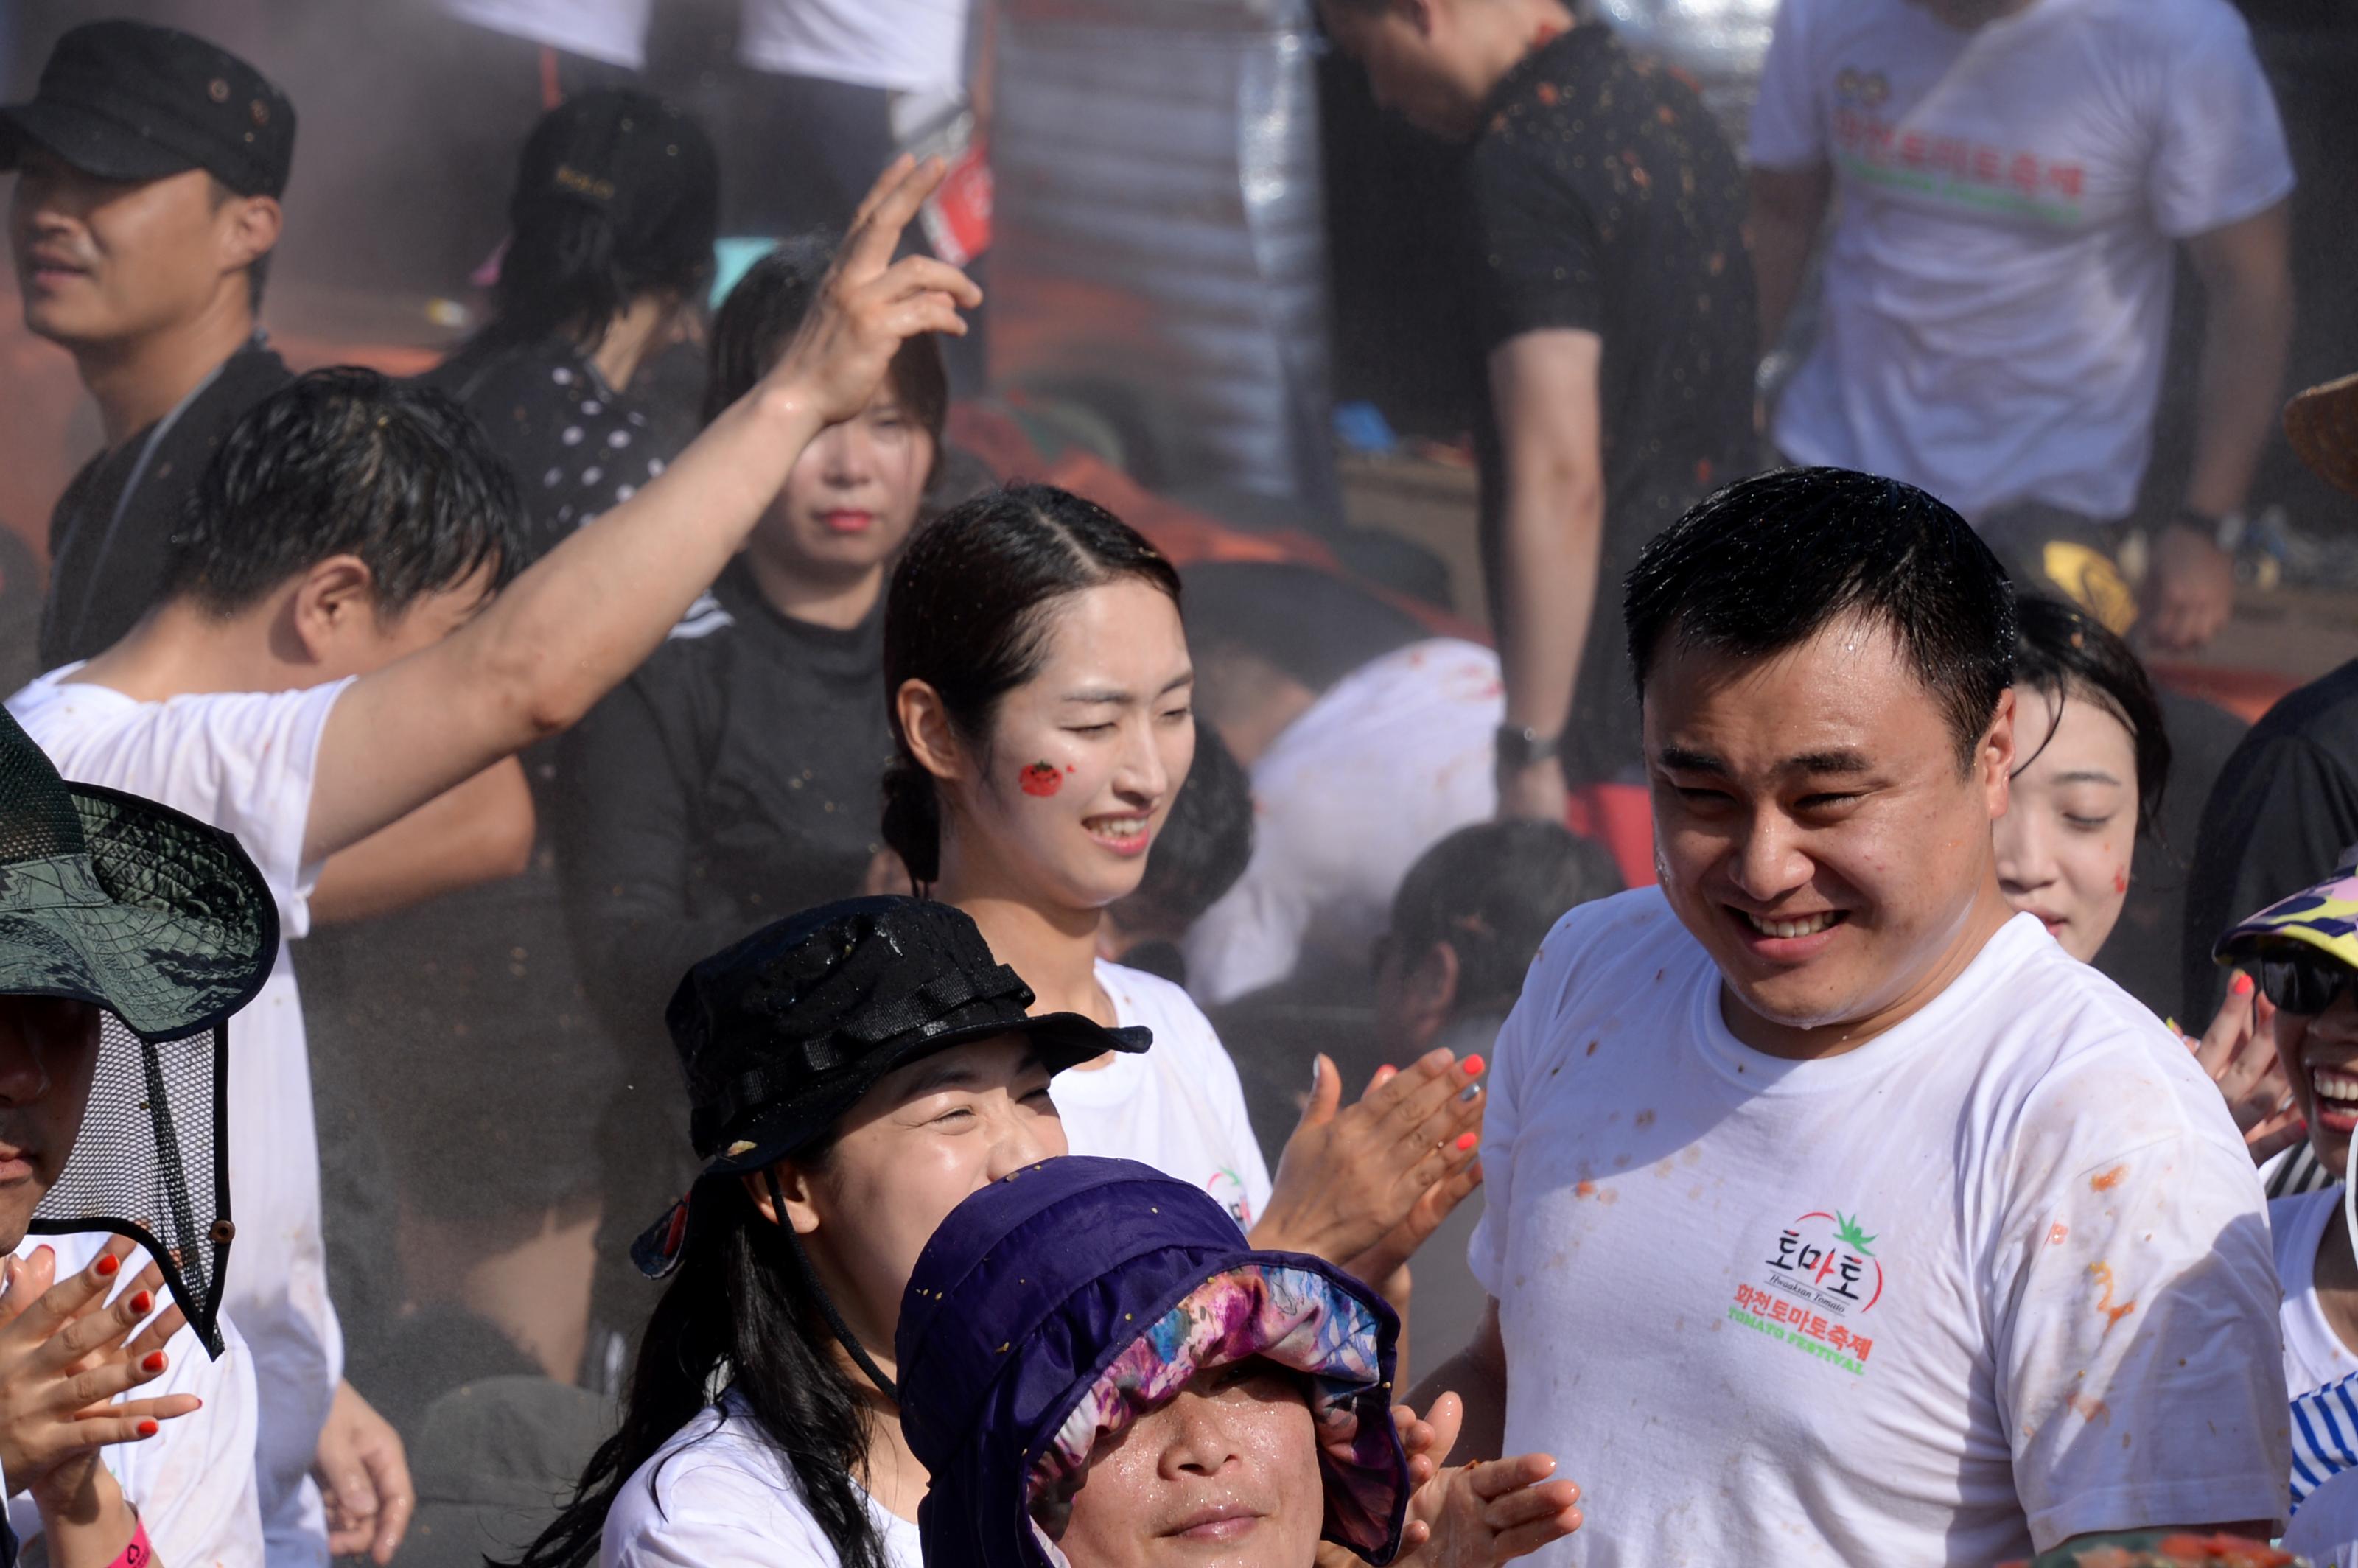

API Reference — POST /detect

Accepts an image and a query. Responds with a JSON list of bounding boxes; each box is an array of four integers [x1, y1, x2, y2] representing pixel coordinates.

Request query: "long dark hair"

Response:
[[2012, 594, 2172, 834], [881, 484, 1182, 884], [503, 1173, 884, 1568], [477, 88, 720, 354]]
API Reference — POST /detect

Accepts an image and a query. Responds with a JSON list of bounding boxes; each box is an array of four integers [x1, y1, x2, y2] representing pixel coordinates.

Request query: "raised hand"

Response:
[[1393, 1393, 1583, 1568], [2190, 975, 2304, 1164], [1253, 1049, 1485, 1270], [765, 155, 982, 427], [0, 1237, 198, 1491]]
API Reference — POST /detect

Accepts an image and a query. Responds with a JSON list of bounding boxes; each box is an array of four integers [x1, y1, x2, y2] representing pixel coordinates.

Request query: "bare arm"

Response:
[[1408, 1297, 1507, 1469], [1749, 162, 1832, 354], [2141, 199, 2292, 654], [300, 160, 979, 865], [1486, 329, 1605, 820], [309, 756, 535, 925]]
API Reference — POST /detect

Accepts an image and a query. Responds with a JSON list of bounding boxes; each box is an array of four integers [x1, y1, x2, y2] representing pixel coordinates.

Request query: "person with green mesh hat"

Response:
[[0, 700, 278, 1568]]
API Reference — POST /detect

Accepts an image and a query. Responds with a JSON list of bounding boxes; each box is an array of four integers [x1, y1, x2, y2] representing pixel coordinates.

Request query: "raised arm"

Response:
[[309, 756, 536, 925], [301, 159, 978, 865]]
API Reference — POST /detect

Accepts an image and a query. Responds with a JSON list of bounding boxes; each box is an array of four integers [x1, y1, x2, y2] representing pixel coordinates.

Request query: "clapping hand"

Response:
[[1391, 1393, 1584, 1568], [1253, 1049, 1486, 1278], [763, 155, 982, 427]]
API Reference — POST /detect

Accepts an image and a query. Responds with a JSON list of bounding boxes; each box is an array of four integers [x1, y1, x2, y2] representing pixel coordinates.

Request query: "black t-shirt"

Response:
[[555, 557, 895, 1040], [2180, 659, 2358, 1023], [1465, 24, 1757, 780], [39, 340, 293, 669]]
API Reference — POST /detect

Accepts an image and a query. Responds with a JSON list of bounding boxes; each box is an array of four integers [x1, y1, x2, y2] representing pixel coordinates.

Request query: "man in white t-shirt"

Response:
[[1183, 564, 1505, 1006], [4, 164, 974, 1568], [1749, 0, 2295, 654], [1417, 466, 2288, 1563]]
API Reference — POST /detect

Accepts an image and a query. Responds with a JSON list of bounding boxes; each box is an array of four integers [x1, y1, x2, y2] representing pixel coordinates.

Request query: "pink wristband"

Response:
[[108, 1516, 152, 1568]]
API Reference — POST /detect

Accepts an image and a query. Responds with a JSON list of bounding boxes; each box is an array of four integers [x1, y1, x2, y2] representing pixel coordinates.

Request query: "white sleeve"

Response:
[[1746, 0, 1827, 171], [145, 680, 354, 939], [2148, 4, 2295, 238], [1183, 856, 1310, 1008], [108, 1310, 265, 1566], [1993, 1084, 2289, 1547], [1466, 923, 1561, 1301], [606, 1455, 846, 1568]]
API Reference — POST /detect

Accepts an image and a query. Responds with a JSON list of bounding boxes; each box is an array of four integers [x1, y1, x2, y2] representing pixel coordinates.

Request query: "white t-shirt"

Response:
[[4, 1233, 265, 1567], [441, 0, 651, 69], [2274, 1187, 2358, 1399], [1472, 890, 2289, 1564], [1186, 640, 1502, 1007], [1052, 962, 1273, 1231], [604, 1390, 923, 1568], [739, 0, 968, 96], [1749, 0, 2292, 522], [7, 666, 353, 1567]]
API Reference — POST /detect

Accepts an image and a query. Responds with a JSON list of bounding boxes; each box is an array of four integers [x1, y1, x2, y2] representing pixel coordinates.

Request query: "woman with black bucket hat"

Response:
[[507, 895, 1148, 1568], [0, 704, 284, 1567]]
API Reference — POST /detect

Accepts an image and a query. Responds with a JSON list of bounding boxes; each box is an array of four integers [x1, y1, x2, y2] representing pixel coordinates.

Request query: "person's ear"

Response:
[[284, 556, 377, 663], [898, 678, 967, 785], [744, 1162, 824, 1238], [1401, 0, 1441, 39], [1981, 687, 2018, 820], [1402, 941, 1460, 1051], [217, 193, 281, 283]]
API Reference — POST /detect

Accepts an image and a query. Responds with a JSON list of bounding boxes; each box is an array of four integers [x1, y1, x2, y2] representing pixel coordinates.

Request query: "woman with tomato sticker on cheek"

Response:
[[881, 486, 1486, 1340]]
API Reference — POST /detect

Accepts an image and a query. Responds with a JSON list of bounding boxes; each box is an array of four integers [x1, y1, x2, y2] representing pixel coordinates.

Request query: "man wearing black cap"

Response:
[[1, 19, 295, 670]]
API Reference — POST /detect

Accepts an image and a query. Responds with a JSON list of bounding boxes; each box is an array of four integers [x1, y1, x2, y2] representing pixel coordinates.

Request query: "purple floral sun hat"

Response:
[[895, 1157, 1411, 1568]]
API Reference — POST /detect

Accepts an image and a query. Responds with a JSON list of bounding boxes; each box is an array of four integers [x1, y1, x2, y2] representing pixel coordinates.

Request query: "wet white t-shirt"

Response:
[[7, 666, 353, 1567], [4, 1233, 264, 1567], [738, 0, 968, 95], [2274, 1187, 2358, 1400], [1750, 0, 2292, 522], [605, 1390, 922, 1568], [1472, 890, 2289, 1564], [1052, 961, 1273, 1231]]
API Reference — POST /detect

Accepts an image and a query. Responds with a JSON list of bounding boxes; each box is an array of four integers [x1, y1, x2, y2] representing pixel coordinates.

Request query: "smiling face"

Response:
[[749, 384, 935, 589], [938, 578, 1197, 914], [1993, 682, 2141, 962], [1645, 614, 2017, 1057], [2277, 984, 2358, 1180], [783, 1036, 1066, 1362], [10, 151, 257, 349], [0, 996, 101, 1247], [1054, 1359, 1324, 1568]]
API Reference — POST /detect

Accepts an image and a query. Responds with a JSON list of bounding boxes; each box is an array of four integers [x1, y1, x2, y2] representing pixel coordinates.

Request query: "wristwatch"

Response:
[[1495, 723, 1561, 773], [2172, 504, 2245, 550]]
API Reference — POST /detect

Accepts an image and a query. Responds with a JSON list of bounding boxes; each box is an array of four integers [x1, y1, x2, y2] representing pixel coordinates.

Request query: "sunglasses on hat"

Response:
[[2257, 949, 2358, 1015]]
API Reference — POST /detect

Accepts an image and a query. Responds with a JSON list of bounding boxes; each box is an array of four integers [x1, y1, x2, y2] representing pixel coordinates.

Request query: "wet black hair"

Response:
[[2012, 595, 2172, 835], [882, 484, 1183, 884], [476, 90, 719, 354], [1117, 724, 1255, 932], [503, 1165, 886, 1568], [1388, 821, 1623, 1015], [163, 367, 528, 618], [1623, 466, 2018, 771], [704, 237, 950, 466]]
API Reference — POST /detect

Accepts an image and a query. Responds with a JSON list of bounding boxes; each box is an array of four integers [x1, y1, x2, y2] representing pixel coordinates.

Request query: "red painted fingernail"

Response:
[[94, 1253, 119, 1278], [135, 1419, 158, 1438], [1463, 1054, 1486, 1077], [1455, 1132, 1479, 1152], [141, 1351, 165, 1373], [127, 1290, 153, 1315], [2234, 972, 2255, 996]]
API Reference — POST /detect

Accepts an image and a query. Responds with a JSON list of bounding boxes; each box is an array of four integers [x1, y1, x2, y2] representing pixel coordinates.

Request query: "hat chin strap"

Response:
[[764, 1166, 902, 1407]]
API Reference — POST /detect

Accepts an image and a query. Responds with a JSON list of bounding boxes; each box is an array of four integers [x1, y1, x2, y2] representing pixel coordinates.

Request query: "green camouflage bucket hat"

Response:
[[0, 704, 275, 1356]]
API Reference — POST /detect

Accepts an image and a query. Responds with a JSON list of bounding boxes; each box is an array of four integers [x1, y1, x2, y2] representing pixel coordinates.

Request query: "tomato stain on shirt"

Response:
[[2063, 1390, 2112, 1425], [1019, 761, 1063, 797], [2046, 1222, 2070, 1246], [2089, 1164, 2127, 1191], [2088, 1261, 2137, 1331]]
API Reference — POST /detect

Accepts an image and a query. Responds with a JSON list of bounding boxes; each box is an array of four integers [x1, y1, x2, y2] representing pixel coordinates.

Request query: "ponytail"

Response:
[[879, 757, 944, 887]]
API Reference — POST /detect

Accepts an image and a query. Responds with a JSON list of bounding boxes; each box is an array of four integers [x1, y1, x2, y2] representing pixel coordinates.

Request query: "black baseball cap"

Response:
[[511, 88, 716, 266], [0, 21, 295, 197], [630, 896, 1149, 1279]]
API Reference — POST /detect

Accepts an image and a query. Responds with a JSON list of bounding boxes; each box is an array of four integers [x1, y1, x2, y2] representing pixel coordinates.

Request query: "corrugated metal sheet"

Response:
[[992, 0, 1337, 511]]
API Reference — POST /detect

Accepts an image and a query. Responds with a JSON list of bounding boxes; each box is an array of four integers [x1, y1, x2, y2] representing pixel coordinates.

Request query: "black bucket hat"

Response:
[[0, 21, 295, 197], [0, 706, 276, 1357], [631, 895, 1147, 1282]]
